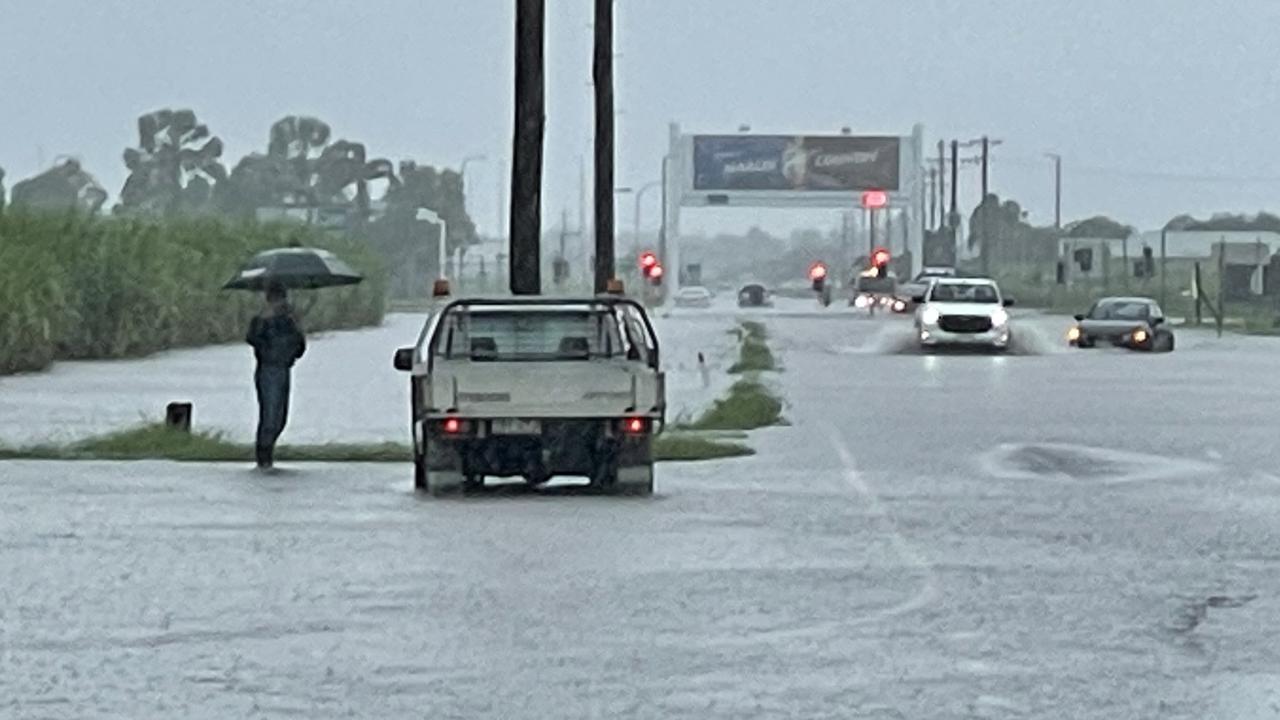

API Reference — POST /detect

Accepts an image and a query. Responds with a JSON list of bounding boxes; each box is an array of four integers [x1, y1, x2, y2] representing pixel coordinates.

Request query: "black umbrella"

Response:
[[223, 247, 363, 291]]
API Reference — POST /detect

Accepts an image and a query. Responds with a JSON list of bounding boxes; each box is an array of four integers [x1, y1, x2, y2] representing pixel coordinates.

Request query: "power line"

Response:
[[992, 156, 1280, 185]]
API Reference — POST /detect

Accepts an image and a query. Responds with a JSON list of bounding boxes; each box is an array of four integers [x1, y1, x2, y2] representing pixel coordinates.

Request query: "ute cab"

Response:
[[393, 296, 664, 496], [914, 277, 1014, 351]]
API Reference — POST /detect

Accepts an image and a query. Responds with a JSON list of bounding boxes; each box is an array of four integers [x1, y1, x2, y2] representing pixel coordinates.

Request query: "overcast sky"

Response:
[[3, 0, 1280, 236]]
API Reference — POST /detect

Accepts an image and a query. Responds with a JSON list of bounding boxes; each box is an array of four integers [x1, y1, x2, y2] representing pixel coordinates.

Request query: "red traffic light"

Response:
[[871, 247, 891, 267], [639, 251, 658, 269], [808, 262, 828, 280], [647, 263, 664, 279], [861, 190, 888, 209]]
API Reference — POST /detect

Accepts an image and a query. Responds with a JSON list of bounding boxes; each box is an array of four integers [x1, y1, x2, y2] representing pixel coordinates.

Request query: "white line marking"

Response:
[[826, 426, 940, 627], [687, 427, 940, 650]]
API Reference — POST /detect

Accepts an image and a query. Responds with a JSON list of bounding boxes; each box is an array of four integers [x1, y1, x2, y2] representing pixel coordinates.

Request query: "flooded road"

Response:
[[4, 303, 1280, 718], [0, 310, 738, 446]]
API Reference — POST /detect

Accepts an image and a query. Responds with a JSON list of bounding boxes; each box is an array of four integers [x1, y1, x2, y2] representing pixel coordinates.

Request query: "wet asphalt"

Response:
[[3, 300, 1280, 719]]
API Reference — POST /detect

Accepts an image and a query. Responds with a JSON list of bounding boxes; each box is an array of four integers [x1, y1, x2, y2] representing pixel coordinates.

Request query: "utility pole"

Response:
[[508, 0, 545, 295], [948, 139, 959, 228], [980, 136, 990, 199], [592, 0, 615, 293], [1047, 152, 1063, 296], [1160, 227, 1168, 309], [1044, 153, 1063, 230], [928, 167, 938, 230], [980, 136, 990, 276], [937, 140, 946, 230], [658, 155, 669, 274], [1052, 154, 1062, 230]]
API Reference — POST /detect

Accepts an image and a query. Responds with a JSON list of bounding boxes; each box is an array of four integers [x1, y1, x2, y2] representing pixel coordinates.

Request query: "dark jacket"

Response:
[[246, 311, 306, 368]]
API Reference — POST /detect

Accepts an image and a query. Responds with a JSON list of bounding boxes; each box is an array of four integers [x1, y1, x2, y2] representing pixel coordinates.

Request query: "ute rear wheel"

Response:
[[423, 468, 465, 497], [596, 464, 654, 497], [415, 440, 465, 497], [613, 464, 655, 496]]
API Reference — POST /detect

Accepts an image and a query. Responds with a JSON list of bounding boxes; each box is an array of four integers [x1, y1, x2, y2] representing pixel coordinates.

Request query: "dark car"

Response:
[[850, 273, 899, 311], [737, 283, 773, 308], [1068, 296, 1174, 352]]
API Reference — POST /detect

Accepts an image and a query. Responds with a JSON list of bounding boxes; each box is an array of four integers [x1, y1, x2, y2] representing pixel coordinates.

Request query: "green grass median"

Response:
[[684, 378, 784, 431], [727, 320, 778, 373]]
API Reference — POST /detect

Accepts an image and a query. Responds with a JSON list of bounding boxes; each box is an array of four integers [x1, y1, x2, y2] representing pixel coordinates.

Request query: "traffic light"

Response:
[[646, 263, 664, 286], [809, 262, 828, 292], [871, 247, 891, 278], [861, 190, 888, 209], [1142, 245, 1155, 277], [638, 251, 663, 286], [552, 256, 569, 284]]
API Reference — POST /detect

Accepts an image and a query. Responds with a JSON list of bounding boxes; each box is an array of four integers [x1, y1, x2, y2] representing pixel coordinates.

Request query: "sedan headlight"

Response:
[[921, 307, 940, 325], [991, 308, 1009, 326], [1067, 326, 1081, 341]]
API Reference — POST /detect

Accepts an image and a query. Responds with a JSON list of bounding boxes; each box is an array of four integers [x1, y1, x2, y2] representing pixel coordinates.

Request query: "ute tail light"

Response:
[[438, 417, 473, 436], [621, 417, 650, 435]]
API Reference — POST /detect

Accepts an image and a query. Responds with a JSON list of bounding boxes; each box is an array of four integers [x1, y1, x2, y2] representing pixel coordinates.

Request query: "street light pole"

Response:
[[459, 153, 487, 234], [633, 180, 661, 258], [416, 208, 449, 281], [1052, 154, 1063, 229]]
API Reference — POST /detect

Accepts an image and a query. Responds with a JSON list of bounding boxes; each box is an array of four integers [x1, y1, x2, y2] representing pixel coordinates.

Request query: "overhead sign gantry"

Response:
[[661, 122, 926, 292]]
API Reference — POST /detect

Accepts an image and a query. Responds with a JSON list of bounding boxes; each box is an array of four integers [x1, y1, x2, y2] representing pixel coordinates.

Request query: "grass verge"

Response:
[[0, 423, 749, 464], [728, 320, 778, 373], [654, 434, 753, 461], [685, 378, 784, 431]]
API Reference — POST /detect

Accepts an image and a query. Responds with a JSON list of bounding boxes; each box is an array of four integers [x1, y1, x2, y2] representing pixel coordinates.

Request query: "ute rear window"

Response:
[[930, 283, 999, 303], [437, 310, 624, 361]]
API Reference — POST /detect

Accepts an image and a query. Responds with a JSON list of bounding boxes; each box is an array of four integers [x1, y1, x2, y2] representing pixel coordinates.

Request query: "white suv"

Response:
[[393, 297, 665, 496], [913, 278, 1015, 351]]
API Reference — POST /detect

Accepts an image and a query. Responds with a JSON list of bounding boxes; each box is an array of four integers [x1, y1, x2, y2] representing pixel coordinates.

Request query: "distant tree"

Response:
[[1064, 215, 1134, 239], [116, 108, 226, 216], [217, 116, 397, 223], [969, 194, 1060, 266], [10, 159, 107, 214], [1164, 212, 1280, 232], [366, 161, 476, 295], [0, 165, 6, 213]]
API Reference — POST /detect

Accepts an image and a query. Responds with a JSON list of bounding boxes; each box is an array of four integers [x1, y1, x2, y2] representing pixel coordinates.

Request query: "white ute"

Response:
[[913, 277, 1015, 351], [393, 297, 665, 496]]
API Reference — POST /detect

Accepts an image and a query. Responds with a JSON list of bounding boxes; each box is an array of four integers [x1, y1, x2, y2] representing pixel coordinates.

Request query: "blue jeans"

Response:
[[254, 365, 291, 464]]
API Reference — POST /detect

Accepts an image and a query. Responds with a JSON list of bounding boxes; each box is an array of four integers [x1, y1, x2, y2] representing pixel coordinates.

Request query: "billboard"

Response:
[[692, 135, 900, 192]]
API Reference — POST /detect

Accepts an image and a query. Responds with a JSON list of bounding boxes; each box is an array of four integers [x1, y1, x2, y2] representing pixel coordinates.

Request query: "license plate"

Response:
[[491, 418, 541, 435]]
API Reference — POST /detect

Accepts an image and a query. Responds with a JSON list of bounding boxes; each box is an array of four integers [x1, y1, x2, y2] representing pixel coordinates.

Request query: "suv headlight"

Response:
[[991, 308, 1009, 326], [921, 307, 940, 325]]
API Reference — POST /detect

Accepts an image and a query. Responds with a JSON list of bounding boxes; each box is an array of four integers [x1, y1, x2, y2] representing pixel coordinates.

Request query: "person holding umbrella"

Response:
[[225, 245, 364, 470], [245, 282, 306, 469]]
